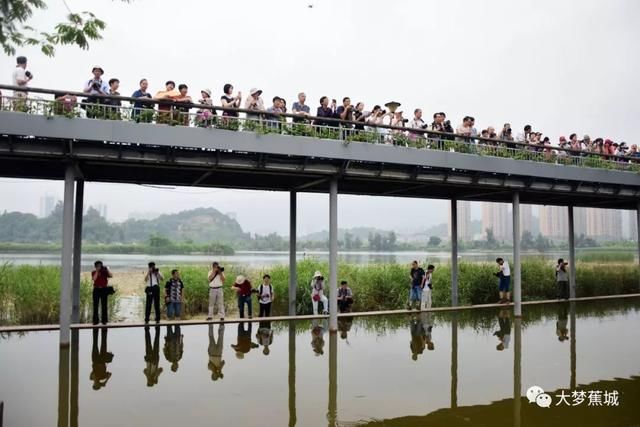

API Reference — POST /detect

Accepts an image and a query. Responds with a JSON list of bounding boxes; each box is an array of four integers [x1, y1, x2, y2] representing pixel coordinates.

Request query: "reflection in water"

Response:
[[494, 309, 511, 351], [231, 322, 258, 359], [207, 324, 225, 381], [90, 328, 114, 390], [288, 321, 296, 427], [256, 321, 274, 356], [143, 326, 163, 387], [311, 319, 326, 356], [163, 325, 184, 372], [410, 313, 436, 360], [58, 345, 70, 427], [338, 316, 353, 341], [513, 317, 522, 427], [328, 332, 337, 427], [556, 303, 570, 342]]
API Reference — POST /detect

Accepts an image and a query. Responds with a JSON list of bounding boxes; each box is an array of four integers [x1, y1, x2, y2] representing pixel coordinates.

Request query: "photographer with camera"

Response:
[[144, 262, 164, 323], [555, 258, 570, 300], [431, 112, 454, 141], [12, 56, 33, 96], [310, 271, 329, 315], [82, 66, 109, 118], [91, 260, 113, 325], [207, 262, 226, 321], [495, 257, 511, 304]]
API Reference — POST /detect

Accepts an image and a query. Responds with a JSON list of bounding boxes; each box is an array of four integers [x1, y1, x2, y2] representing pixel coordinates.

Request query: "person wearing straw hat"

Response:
[[196, 88, 217, 127], [232, 274, 254, 319], [310, 271, 329, 315], [245, 88, 265, 122]]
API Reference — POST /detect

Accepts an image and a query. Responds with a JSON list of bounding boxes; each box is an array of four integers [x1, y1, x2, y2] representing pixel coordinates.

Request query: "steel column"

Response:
[[60, 165, 75, 346], [512, 193, 522, 317], [289, 191, 297, 316], [568, 206, 577, 299], [329, 178, 338, 331], [450, 199, 459, 307], [72, 180, 84, 323]]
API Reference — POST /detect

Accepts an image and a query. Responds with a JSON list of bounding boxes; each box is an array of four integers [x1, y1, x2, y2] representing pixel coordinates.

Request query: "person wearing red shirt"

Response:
[[91, 260, 113, 325], [232, 275, 253, 319]]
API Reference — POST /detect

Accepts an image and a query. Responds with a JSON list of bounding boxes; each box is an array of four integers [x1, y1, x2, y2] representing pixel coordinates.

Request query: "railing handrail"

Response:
[[1, 84, 638, 164]]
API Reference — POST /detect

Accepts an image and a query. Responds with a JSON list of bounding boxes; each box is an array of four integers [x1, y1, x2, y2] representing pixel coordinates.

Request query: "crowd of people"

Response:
[[7, 56, 639, 161]]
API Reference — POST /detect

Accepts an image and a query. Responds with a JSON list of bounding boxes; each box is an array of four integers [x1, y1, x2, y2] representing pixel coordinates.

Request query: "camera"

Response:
[[218, 266, 225, 272], [401, 118, 409, 123], [91, 81, 101, 89], [25, 71, 33, 79], [506, 128, 512, 132], [380, 109, 386, 115], [317, 276, 324, 281]]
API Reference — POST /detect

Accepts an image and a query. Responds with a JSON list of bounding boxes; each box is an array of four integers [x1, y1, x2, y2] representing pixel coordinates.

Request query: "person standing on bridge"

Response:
[[495, 258, 511, 304], [207, 262, 226, 321], [91, 260, 113, 325], [245, 88, 265, 123], [12, 55, 32, 110], [292, 92, 311, 123], [131, 78, 153, 121]]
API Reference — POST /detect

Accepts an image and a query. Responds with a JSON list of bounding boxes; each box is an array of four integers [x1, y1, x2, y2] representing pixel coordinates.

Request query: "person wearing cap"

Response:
[[131, 78, 153, 122], [232, 275, 254, 319], [245, 88, 265, 122], [292, 92, 310, 123], [310, 271, 329, 315], [12, 55, 32, 104], [196, 88, 217, 127], [82, 66, 109, 118]]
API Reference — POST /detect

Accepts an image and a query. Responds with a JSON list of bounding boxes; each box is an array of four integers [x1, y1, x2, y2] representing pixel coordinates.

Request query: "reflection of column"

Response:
[[58, 346, 70, 427], [513, 317, 522, 427], [288, 321, 297, 427], [450, 313, 458, 408], [329, 179, 338, 332], [570, 302, 576, 390], [60, 165, 76, 346], [70, 330, 79, 427], [72, 180, 84, 323], [450, 200, 459, 307], [327, 332, 337, 427], [289, 191, 297, 316]]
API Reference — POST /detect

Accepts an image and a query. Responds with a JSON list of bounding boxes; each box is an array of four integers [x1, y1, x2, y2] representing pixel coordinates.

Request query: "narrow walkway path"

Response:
[[1, 293, 638, 333]]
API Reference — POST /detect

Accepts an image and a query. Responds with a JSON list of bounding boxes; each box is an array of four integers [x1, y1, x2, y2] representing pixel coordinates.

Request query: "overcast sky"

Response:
[[1, 0, 638, 234]]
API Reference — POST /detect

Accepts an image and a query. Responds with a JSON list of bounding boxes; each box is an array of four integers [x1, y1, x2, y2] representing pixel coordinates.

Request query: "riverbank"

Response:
[[1, 259, 637, 325]]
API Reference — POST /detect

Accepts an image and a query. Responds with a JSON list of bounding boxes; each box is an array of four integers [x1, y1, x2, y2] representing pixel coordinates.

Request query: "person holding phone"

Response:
[[91, 260, 113, 325]]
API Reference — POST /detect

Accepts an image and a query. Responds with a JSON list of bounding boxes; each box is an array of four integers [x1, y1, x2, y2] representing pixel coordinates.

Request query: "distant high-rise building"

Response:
[[539, 206, 568, 240], [626, 210, 638, 240], [574, 207, 587, 237], [585, 208, 622, 241], [448, 201, 472, 241], [39, 195, 56, 218], [482, 202, 511, 241], [520, 204, 533, 237]]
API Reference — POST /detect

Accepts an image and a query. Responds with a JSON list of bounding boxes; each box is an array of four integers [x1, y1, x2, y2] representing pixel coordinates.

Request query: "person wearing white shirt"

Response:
[[257, 274, 275, 318], [310, 271, 329, 315], [144, 262, 164, 323], [207, 262, 226, 321], [496, 257, 511, 304], [12, 56, 32, 96]]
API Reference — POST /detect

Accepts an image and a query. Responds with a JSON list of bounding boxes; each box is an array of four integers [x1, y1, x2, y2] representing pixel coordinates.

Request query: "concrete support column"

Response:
[[71, 180, 84, 323], [450, 199, 459, 307], [60, 165, 75, 346], [568, 206, 577, 299], [289, 191, 297, 316], [513, 317, 522, 427], [512, 193, 522, 317], [329, 178, 338, 332]]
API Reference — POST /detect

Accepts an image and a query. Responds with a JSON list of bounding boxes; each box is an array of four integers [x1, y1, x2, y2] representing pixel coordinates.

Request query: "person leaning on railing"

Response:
[[82, 66, 109, 118], [245, 88, 265, 123], [174, 84, 193, 126], [315, 96, 338, 127], [154, 81, 180, 124], [131, 78, 153, 122], [265, 96, 284, 130], [196, 88, 217, 127], [292, 92, 311, 123]]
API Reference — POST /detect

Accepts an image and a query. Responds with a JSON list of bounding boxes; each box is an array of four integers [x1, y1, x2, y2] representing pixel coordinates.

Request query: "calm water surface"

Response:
[[1, 299, 639, 426]]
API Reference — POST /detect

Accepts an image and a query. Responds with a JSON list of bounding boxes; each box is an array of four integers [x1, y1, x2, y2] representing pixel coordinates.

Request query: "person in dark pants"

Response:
[[556, 258, 570, 300], [91, 260, 112, 325], [337, 280, 354, 313], [256, 274, 274, 318], [144, 262, 164, 324], [90, 328, 114, 390], [144, 326, 163, 387], [232, 275, 253, 319]]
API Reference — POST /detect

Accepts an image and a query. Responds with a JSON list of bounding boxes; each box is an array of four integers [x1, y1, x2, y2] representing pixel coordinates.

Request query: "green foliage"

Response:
[[427, 236, 442, 247], [1, 0, 129, 56]]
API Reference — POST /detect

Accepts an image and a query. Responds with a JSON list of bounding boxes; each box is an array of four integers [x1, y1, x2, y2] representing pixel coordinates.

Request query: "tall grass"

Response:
[[0, 264, 116, 325]]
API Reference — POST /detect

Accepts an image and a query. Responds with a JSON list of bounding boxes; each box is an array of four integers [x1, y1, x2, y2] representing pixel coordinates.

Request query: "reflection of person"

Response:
[[420, 265, 435, 310], [163, 325, 184, 372], [90, 328, 113, 390], [91, 260, 112, 325], [208, 324, 225, 380], [495, 258, 511, 304], [556, 304, 569, 342], [421, 312, 435, 351], [409, 315, 426, 360], [556, 259, 570, 300], [310, 271, 329, 315], [337, 281, 354, 313], [256, 321, 274, 356], [143, 326, 163, 387], [144, 262, 164, 324], [494, 309, 511, 351], [311, 319, 326, 356], [231, 322, 258, 359], [338, 316, 353, 340]]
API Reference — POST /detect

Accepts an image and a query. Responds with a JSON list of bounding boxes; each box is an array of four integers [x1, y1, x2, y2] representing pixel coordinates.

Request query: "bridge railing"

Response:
[[1, 85, 639, 174]]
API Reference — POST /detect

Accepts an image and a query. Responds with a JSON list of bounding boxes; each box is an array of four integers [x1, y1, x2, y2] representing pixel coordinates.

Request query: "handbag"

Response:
[[313, 294, 320, 302], [106, 286, 115, 296]]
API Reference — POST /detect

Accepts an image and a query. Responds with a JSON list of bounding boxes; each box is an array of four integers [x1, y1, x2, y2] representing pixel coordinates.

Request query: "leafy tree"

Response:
[[534, 234, 553, 252], [427, 236, 442, 247], [353, 236, 363, 250], [1, 0, 129, 56], [520, 230, 535, 250]]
